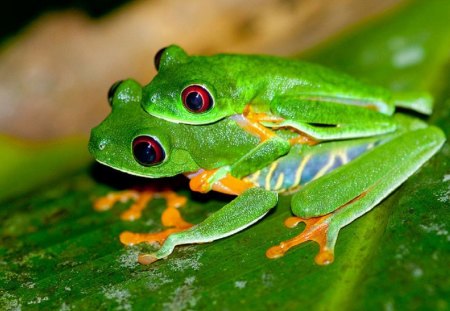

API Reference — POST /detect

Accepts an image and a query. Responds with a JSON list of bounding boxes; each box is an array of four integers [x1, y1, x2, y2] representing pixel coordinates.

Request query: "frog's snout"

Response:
[[88, 130, 109, 156]]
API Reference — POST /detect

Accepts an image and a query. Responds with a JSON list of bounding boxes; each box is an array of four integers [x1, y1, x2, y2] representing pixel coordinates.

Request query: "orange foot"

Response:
[[288, 134, 319, 146], [240, 104, 321, 147], [266, 214, 335, 265], [228, 104, 282, 142], [94, 189, 193, 264], [94, 189, 187, 221], [121, 205, 193, 265], [119, 201, 193, 246], [187, 169, 255, 196]]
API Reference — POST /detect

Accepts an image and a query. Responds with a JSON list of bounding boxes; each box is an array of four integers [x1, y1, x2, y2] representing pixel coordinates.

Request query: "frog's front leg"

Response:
[[266, 97, 398, 141], [268, 125, 445, 264], [186, 135, 291, 194], [139, 187, 278, 264], [186, 134, 291, 194]]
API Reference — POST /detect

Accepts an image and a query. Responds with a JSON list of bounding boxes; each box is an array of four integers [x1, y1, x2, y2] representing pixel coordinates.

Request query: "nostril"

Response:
[[150, 94, 158, 104], [98, 139, 107, 151], [88, 132, 108, 155]]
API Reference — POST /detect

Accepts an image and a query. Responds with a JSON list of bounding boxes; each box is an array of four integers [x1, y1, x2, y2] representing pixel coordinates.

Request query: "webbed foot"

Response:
[[94, 189, 187, 221], [94, 189, 193, 264], [120, 205, 193, 246], [266, 214, 335, 265]]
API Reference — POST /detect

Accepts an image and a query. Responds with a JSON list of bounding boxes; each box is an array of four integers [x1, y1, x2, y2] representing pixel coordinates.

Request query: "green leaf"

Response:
[[0, 136, 90, 203], [1, 0, 449, 309]]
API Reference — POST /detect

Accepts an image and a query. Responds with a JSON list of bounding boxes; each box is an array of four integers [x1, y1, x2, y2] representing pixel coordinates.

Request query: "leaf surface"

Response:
[[1, 1, 449, 310]]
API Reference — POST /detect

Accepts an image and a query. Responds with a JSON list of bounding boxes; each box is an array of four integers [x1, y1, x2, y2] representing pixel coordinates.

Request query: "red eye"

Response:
[[132, 136, 165, 166], [181, 85, 213, 113]]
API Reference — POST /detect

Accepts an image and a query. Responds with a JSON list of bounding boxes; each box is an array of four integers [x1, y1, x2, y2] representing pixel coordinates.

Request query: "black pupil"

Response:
[[186, 92, 203, 111], [133, 141, 158, 166]]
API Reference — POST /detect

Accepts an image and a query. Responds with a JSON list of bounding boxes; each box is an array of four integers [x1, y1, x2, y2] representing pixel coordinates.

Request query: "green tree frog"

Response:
[[90, 77, 444, 265], [142, 45, 433, 146]]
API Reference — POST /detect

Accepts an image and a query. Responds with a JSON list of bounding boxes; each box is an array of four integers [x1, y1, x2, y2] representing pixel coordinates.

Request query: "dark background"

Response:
[[2, 0, 129, 41]]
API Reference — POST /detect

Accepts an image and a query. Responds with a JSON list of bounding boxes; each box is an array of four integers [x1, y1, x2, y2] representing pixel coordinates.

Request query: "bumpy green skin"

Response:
[[142, 45, 432, 142], [89, 80, 261, 178], [90, 75, 445, 264], [155, 188, 278, 259], [90, 79, 283, 261]]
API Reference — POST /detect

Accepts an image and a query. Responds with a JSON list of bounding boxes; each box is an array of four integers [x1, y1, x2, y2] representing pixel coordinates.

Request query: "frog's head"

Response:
[[89, 79, 201, 178], [142, 45, 237, 125]]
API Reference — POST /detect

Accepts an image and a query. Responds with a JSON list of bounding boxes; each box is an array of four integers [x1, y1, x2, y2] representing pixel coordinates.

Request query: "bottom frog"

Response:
[[89, 80, 445, 265]]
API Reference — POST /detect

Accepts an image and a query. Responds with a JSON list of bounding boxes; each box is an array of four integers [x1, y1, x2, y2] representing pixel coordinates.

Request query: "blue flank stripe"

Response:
[[299, 153, 330, 185], [327, 155, 343, 173], [270, 157, 298, 189], [246, 142, 377, 192], [347, 144, 370, 161], [256, 169, 267, 187]]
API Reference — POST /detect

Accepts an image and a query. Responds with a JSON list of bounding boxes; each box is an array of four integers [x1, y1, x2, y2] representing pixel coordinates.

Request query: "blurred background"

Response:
[[0, 0, 405, 139], [1, 3, 449, 310]]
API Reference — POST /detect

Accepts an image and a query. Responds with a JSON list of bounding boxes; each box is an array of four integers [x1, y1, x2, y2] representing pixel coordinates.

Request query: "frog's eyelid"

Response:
[[107, 80, 123, 106], [154, 47, 167, 71]]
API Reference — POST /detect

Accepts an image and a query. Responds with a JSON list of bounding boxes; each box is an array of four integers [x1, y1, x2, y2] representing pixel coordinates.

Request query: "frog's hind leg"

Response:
[[267, 126, 445, 264], [391, 91, 433, 115], [267, 191, 367, 265], [267, 97, 397, 141]]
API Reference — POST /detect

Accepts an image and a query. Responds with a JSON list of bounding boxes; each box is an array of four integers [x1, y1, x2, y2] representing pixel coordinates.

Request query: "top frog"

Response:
[[141, 45, 432, 143]]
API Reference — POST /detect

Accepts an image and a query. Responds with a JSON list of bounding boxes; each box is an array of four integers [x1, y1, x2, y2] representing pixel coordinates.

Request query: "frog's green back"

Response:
[[142, 45, 404, 125]]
